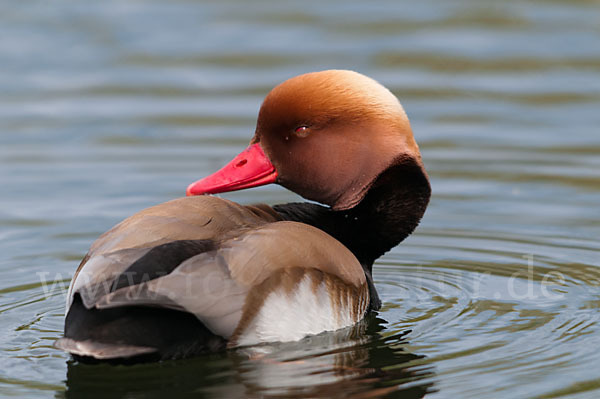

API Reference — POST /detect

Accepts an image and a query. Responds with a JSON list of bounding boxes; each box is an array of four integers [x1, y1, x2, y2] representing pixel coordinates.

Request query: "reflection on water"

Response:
[[1, 0, 600, 398], [62, 317, 434, 399]]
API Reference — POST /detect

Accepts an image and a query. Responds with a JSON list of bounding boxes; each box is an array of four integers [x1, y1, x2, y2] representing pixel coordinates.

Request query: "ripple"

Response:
[[375, 231, 600, 397], [375, 52, 600, 73]]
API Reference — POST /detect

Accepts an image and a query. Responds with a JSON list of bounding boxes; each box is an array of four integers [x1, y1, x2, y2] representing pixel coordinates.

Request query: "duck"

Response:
[[54, 70, 431, 362]]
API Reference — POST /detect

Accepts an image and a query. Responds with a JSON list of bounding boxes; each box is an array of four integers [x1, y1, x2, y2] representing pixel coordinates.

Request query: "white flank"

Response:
[[235, 274, 366, 347]]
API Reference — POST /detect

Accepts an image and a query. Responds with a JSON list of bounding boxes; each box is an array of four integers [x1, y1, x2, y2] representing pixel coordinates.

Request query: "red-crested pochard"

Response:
[[55, 70, 430, 362]]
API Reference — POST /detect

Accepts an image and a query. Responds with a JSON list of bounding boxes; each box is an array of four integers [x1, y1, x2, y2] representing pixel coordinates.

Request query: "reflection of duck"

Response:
[[229, 318, 435, 399], [55, 70, 431, 362], [63, 317, 435, 399]]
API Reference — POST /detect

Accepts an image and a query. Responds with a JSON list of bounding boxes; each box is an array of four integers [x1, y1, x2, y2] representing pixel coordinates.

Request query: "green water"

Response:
[[1, 0, 599, 397]]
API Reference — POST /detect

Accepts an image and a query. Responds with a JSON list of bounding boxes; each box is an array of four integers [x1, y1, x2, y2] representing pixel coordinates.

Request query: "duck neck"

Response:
[[273, 156, 431, 309]]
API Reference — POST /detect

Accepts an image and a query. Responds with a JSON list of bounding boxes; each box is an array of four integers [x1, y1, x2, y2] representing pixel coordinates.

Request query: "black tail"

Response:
[[57, 294, 225, 363]]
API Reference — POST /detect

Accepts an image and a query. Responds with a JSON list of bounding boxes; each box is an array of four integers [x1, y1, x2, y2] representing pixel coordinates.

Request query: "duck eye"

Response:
[[294, 126, 310, 138]]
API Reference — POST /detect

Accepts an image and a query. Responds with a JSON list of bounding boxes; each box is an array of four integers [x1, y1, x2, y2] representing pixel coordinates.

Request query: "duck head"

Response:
[[187, 70, 424, 210]]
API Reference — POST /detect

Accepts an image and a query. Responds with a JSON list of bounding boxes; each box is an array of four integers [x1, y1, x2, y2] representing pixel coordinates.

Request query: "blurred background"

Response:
[[1, 1, 599, 398]]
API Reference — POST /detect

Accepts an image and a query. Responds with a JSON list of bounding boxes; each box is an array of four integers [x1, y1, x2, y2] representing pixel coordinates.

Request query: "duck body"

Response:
[[56, 70, 430, 362], [61, 196, 369, 360]]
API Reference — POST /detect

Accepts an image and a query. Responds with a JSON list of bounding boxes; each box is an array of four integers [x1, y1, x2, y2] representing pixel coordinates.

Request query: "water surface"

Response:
[[1, 0, 599, 398]]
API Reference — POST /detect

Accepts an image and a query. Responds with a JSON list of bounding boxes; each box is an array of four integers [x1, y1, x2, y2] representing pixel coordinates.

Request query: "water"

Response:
[[1, 0, 599, 397]]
